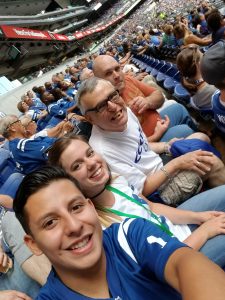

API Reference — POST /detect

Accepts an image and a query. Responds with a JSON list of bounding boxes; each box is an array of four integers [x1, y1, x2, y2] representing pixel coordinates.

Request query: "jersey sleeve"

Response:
[[48, 104, 66, 118], [120, 218, 187, 282]]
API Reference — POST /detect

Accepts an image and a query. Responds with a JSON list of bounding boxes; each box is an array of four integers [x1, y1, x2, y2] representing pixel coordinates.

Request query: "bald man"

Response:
[[93, 55, 197, 142]]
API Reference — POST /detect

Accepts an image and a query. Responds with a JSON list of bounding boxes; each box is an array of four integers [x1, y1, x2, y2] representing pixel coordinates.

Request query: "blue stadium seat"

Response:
[[156, 62, 173, 83], [156, 64, 178, 86], [0, 149, 16, 186], [173, 84, 191, 105], [150, 60, 165, 78], [0, 148, 10, 169], [163, 71, 181, 93], [0, 172, 24, 198]]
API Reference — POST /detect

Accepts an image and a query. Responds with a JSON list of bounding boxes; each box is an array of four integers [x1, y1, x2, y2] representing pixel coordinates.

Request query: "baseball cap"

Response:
[[200, 40, 225, 85]]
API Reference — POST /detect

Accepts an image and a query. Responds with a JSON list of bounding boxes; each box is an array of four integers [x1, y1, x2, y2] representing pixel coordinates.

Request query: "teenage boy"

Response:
[[13, 166, 225, 300]]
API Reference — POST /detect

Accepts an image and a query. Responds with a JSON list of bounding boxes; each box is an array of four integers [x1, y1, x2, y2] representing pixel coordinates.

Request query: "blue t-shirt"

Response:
[[212, 90, 225, 133], [9, 136, 56, 174], [212, 27, 225, 45], [36, 218, 185, 300]]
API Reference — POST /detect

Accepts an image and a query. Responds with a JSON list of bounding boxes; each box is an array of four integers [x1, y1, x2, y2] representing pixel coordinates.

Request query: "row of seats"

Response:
[[158, 45, 180, 59]]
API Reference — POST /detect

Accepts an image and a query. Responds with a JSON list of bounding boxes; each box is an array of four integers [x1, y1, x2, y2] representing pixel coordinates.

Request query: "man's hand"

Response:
[[135, 72, 148, 81], [0, 290, 32, 300], [154, 116, 170, 137], [195, 211, 225, 225], [62, 121, 74, 134], [197, 214, 225, 239], [0, 249, 12, 273], [128, 96, 150, 114], [171, 150, 214, 176]]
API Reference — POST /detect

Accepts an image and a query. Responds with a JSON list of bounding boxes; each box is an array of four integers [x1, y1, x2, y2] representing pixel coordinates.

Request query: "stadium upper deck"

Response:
[[0, 0, 143, 79]]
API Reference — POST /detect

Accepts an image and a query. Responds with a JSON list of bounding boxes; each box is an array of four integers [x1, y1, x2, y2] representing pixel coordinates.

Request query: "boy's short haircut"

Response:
[[200, 40, 225, 87], [13, 166, 81, 235]]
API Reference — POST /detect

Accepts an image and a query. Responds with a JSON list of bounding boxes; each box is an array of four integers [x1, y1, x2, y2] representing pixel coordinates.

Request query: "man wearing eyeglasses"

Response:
[[0, 115, 56, 175], [77, 77, 225, 202], [92, 55, 197, 141]]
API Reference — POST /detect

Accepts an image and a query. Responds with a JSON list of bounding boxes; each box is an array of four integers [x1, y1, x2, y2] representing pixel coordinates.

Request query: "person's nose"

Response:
[[107, 100, 118, 112], [113, 70, 120, 79], [86, 156, 96, 171], [64, 213, 83, 237]]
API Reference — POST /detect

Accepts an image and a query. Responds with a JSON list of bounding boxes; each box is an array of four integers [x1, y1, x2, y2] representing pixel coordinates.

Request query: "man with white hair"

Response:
[[92, 55, 197, 141]]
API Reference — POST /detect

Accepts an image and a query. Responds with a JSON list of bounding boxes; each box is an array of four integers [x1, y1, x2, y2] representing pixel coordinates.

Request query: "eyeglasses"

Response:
[[84, 90, 120, 114], [6, 119, 21, 131], [26, 120, 35, 127]]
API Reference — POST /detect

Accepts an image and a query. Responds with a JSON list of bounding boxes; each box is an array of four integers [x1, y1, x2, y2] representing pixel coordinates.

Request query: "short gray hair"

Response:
[[0, 115, 18, 138], [19, 115, 32, 127], [77, 77, 112, 115]]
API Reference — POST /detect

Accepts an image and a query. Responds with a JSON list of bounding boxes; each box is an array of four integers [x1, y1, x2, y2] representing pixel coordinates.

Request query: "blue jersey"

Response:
[[47, 99, 76, 118], [9, 136, 56, 174], [37, 218, 185, 300], [212, 90, 225, 133], [31, 98, 47, 111]]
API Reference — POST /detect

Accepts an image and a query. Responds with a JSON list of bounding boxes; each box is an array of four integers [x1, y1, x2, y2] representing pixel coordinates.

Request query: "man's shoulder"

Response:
[[37, 269, 83, 300], [124, 74, 139, 85]]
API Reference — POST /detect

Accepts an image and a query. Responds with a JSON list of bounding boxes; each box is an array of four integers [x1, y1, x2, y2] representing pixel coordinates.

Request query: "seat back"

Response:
[[0, 172, 24, 198]]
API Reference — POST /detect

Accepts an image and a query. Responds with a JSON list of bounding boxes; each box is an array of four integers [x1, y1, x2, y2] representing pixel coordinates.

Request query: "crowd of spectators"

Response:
[[80, 0, 131, 32], [1, 0, 225, 299]]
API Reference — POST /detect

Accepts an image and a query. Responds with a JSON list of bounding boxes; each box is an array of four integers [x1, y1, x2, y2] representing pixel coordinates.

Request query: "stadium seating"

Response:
[[0, 172, 24, 198], [173, 84, 191, 105]]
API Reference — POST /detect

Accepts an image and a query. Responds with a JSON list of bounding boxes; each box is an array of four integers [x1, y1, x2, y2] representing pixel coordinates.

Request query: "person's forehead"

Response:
[[82, 81, 114, 106], [25, 180, 83, 215], [98, 58, 119, 72], [93, 81, 115, 98]]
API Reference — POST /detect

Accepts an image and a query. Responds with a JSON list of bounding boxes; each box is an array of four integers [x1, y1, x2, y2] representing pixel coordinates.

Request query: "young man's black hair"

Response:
[[13, 165, 80, 235]]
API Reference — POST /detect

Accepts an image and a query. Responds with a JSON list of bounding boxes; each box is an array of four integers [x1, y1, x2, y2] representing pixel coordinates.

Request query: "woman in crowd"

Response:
[[173, 23, 211, 46], [176, 44, 217, 109], [48, 134, 225, 268], [159, 24, 177, 48]]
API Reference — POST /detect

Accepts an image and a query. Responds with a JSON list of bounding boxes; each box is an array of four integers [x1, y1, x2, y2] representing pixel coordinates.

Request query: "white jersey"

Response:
[[111, 175, 191, 242], [90, 108, 163, 193]]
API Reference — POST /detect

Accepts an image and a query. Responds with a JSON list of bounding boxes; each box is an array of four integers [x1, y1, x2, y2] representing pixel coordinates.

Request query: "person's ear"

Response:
[[24, 234, 43, 256], [87, 198, 94, 207]]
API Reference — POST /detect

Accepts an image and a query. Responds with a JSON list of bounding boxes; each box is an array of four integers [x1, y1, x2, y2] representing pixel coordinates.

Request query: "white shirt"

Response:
[[89, 108, 163, 194]]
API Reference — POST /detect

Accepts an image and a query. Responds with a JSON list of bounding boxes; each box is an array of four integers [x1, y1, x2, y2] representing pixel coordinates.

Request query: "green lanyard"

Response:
[[105, 185, 173, 237]]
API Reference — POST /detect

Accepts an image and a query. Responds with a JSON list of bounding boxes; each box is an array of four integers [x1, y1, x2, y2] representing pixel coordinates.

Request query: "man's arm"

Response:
[[0, 194, 13, 209], [129, 89, 165, 114], [0, 290, 32, 300], [46, 120, 74, 138], [143, 150, 215, 196], [127, 76, 165, 114], [21, 254, 51, 286], [165, 247, 225, 300]]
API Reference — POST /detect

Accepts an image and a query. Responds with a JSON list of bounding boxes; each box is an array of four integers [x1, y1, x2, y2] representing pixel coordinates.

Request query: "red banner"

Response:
[[52, 33, 70, 41], [1, 13, 125, 42], [73, 32, 84, 39], [1, 25, 52, 40]]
